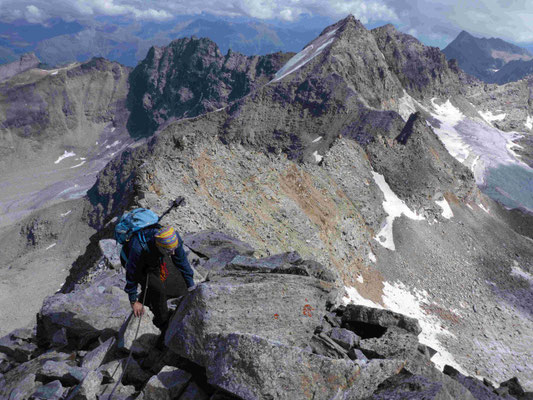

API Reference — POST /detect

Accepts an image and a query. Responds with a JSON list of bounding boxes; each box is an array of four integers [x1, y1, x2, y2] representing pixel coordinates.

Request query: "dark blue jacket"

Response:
[[123, 227, 194, 303]]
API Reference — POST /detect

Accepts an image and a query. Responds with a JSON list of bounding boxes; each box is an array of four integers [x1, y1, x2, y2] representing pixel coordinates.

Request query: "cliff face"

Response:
[[126, 37, 294, 137]]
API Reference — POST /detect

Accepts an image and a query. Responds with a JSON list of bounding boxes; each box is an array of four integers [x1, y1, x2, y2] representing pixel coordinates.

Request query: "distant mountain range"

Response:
[[443, 30, 533, 84], [0, 16, 323, 67]]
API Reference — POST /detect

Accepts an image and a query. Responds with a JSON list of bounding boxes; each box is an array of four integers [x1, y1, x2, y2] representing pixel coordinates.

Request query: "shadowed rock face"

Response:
[[372, 25, 470, 99], [126, 36, 294, 137]]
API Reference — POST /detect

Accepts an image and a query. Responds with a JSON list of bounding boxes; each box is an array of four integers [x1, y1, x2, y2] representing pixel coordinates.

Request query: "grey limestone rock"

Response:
[[443, 365, 506, 400], [166, 271, 339, 364], [98, 382, 137, 400], [81, 337, 116, 371], [0, 328, 38, 363], [37, 360, 88, 386], [309, 332, 349, 359], [329, 327, 361, 350], [117, 309, 159, 357], [38, 282, 131, 347], [367, 369, 468, 400], [206, 332, 359, 399], [183, 231, 255, 259], [142, 366, 192, 400], [227, 251, 302, 272], [342, 304, 422, 336], [99, 239, 122, 269], [70, 370, 103, 400], [6, 372, 37, 400], [30, 380, 64, 400], [358, 326, 420, 360]]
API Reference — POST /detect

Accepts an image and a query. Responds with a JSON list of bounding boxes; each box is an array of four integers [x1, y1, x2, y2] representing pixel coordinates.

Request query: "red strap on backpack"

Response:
[[160, 261, 168, 282]]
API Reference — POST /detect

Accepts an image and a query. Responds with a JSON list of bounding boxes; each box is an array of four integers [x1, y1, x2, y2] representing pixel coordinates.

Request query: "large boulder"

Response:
[[81, 337, 116, 371], [38, 284, 131, 347], [227, 251, 302, 272], [99, 239, 122, 269], [358, 327, 419, 360], [183, 231, 255, 259], [37, 360, 88, 386], [142, 366, 192, 400], [203, 332, 404, 400], [166, 270, 339, 364], [117, 309, 160, 356], [342, 304, 422, 336]]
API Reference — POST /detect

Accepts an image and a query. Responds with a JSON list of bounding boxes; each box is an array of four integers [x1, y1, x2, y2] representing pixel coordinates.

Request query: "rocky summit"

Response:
[[1, 13, 533, 400]]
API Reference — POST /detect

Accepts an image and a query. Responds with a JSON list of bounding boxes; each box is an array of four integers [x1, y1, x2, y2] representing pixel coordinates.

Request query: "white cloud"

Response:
[[1, 0, 533, 46]]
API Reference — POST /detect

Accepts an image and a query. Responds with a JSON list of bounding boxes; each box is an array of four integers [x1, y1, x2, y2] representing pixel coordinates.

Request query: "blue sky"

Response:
[[0, 0, 532, 48]]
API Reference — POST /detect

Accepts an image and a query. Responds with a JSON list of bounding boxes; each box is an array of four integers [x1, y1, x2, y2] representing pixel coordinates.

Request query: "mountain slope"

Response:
[[443, 30, 533, 82], [84, 15, 533, 389]]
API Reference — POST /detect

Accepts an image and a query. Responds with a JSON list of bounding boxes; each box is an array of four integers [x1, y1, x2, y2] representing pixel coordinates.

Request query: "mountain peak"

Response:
[[455, 30, 475, 42]]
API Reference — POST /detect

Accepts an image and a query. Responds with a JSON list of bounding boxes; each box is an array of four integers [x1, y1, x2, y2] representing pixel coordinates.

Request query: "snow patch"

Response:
[[430, 99, 471, 163], [50, 70, 58, 75], [312, 151, 323, 163], [60, 210, 72, 217], [312, 136, 322, 143], [45, 243, 56, 250], [105, 140, 120, 149], [356, 275, 364, 284], [272, 30, 336, 82], [511, 264, 533, 284], [54, 151, 76, 164], [369, 250, 376, 263], [70, 161, 86, 169], [372, 172, 424, 251], [435, 198, 453, 219], [479, 110, 506, 125], [344, 282, 468, 374], [398, 91, 418, 121], [479, 203, 490, 214], [111, 127, 116, 132]]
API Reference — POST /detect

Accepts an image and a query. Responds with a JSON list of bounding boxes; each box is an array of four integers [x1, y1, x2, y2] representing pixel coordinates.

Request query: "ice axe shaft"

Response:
[[158, 196, 185, 222]]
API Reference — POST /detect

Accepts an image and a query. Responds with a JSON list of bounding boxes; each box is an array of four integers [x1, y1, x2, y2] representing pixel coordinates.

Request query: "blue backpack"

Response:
[[114, 198, 186, 264], [115, 208, 160, 262]]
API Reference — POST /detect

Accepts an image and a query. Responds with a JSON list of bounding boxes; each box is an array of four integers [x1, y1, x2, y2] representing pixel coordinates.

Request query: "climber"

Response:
[[122, 225, 195, 345]]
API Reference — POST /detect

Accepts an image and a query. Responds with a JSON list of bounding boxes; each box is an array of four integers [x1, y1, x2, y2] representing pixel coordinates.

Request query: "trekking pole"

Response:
[[104, 274, 150, 399], [157, 196, 185, 223]]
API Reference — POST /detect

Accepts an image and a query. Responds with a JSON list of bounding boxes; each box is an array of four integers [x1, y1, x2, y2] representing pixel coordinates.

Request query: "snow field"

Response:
[[372, 172, 424, 251], [435, 198, 453, 219], [272, 29, 337, 82], [344, 281, 468, 374]]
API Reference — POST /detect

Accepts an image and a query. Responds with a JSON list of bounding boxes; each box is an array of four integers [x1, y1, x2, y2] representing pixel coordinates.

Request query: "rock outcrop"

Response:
[[127, 36, 293, 137], [1, 231, 531, 399]]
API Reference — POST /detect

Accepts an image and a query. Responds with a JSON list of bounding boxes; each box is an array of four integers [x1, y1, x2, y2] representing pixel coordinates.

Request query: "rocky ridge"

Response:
[[1, 232, 531, 399], [127, 37, 293, 137]]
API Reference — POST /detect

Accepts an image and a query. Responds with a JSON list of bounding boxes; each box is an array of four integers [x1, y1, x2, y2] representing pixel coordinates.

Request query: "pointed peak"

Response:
[[456, 30, 475, 40], [317, 14, 365, 38]]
